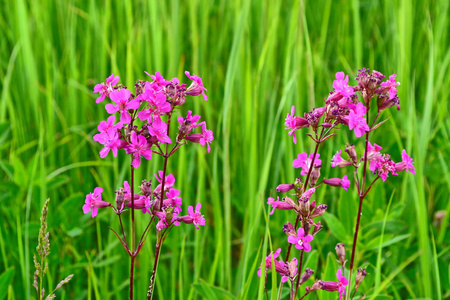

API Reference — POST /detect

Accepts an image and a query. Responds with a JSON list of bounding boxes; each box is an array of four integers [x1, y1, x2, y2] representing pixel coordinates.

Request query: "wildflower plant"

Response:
[[86, 71, 212, 299], [260, 69, 414, 299]]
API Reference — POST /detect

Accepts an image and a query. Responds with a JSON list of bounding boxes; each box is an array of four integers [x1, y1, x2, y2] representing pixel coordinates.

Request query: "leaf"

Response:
[[0, 268, 15, 300], [192, 279, 236, 300], [322, 212, 350, 243], [365, 234, 411, 250]]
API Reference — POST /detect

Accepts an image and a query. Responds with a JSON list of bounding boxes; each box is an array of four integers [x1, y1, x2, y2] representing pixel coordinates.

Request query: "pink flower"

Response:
[[333, 72, 355, 99], [367, 142, 383, 161], [148, 116, 172, 144], [293, 153, 322, 175], [125, 131, 153, 168], [285, 106, 309, 144], [82, 187, 111, 218], [348, 103, 369, 137], [105, 89, 140, 124], [93, 74, 120, 103], [137, 92, 171, 120], [395, 149, 415, 174], [380, 74, 400, 100], [154, 171, 176, 193], [97, 115, 123, 133], [177, 203, 205, 229], [199, 123, 214, 153], [93, 128, 126, 158], [287, 227, 314, 252], [336, 269, 349, 299], [301, 187, 316, 199], [185, 71, 208, 100], [319, 269, 349, 300], [177, 110, 202, 127], [145, 71, 170, 90], [331, 150, 352, 167], [370, 155, 398, 182], [257, 248, 281, 277], [163, 188, 182, 208], [267, 197, 294, 215], [323, 175, 350, 191]]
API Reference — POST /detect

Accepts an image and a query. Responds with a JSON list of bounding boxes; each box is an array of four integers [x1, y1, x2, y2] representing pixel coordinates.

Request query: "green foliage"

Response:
[[0, 0, 449, 299]]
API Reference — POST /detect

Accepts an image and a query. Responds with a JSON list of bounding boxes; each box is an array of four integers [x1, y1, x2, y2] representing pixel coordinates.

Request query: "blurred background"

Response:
[[0, 0, 449, 299]]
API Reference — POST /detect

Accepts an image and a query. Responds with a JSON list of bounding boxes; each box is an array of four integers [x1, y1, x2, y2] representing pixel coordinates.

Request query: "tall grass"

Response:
[[0, 0, 449, 299]]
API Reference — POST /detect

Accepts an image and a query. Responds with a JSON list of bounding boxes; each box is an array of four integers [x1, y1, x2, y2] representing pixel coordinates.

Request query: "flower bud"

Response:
[[310, 165, 321, 186], [276, 183, 295, 193], [345, 143, 358, 164], [309, 199, 316, 211], [310, 204, 327, 218], [284, 197, 300, 213], [184, 133, 202, 143], [335, 243, 346, 267], [299, 268, 314, 285], [320, 280, 339, 291], [135, 80, 146, 96], [305, 280, 322, 292], [294, 177, 303, 188], [165, 206, 174, 224], [299, 198, 310, 217], [139, 179, 152, 196], [355, 268, 367, 291], [114, 188, 125, 213], [283, 222, 296, 236]]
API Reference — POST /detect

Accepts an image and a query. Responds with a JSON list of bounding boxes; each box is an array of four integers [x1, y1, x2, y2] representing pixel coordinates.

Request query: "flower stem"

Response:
[[147, 233, 162, 300], [348, 104, 371, 299]]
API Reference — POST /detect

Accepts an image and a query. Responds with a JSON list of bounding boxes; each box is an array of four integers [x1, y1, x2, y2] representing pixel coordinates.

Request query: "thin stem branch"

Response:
[[293, 248, 304, 296], [147, 233, 162, 300]]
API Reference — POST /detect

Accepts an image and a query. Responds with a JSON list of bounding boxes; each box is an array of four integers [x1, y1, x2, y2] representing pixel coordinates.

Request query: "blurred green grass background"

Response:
[[1, 0, 449, 299]]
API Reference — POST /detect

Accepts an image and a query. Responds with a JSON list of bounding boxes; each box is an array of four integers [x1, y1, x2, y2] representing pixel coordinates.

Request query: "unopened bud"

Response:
[[335, 243, 346, 266], [139, 179, 152, 196], [299, 268, 314, 285], [114, 188, 125, 213], [345, 144, 358, 164], [355, 268, 367, 291], [283, 222, 296, 236], [310, 165, 321, 186], [284, 197, 300, 213], [276, 183, 295, 193], [305, 280, 322, 292], [294, 177, 303, 188], [310, 204, 327, 218], [309, 199, 316, 211], [299, 198, 310, 217], [165, 206, 174, 224]]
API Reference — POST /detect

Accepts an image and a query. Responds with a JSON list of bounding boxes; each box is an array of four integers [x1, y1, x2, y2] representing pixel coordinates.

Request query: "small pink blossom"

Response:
[[336, 269, 349, 299], [370, 155, 398, 182], [93, 128, 127, 158], [293, 153, 322, 175], [125, 131, 153, 168], [395, 149, 415, 174], [185, 71, 208, 100], [178, 110, 202, 127], [323, 175, 350, 191], [163, 188, 182, 208], [154, 171, 176, 193], [267, 197, 294, 215], [380, 74, 400, 99], [333, 72, 355, 99], [148, 116, 172, 144], [285, 106, 309, 144], [138, 92, 171, 120], [105, 89, 140, 124], [82, 187, 111, 218], [331, 150, 352, 167], [177, 203, 205, 229], [257, 248, 281, 277], [97, 115, 123, 133], [145, 71, 170, 90], [93, 74, 120, 103], [287, 227, 314, 252], [348, 103, 369, 137], [199, 123, 214, 153]]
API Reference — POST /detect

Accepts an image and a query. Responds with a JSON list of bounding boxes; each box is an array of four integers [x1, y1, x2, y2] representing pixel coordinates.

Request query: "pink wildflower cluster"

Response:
[[263, 69, 413, 299]]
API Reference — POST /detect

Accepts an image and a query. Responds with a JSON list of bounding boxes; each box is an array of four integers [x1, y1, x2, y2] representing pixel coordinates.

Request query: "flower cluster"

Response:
[[84, 71, 213, 225], [262, 69, 414, 299], [83, 71, 213, 298]]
